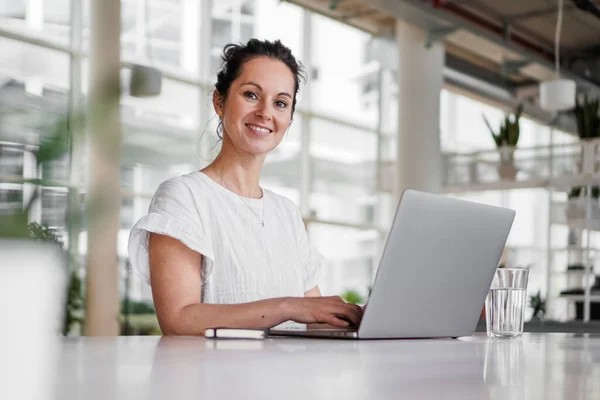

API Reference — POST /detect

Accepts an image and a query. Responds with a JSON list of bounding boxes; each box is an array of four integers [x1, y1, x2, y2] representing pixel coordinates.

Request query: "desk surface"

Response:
[[55, 333, 600, 400]]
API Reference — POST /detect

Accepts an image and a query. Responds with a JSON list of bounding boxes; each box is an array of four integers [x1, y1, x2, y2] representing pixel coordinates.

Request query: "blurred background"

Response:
[[2, 0, 600, 335]]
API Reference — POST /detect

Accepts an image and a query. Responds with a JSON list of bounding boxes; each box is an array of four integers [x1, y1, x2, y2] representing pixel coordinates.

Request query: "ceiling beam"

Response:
[[339, 9, 379, 21], [504, 5, 573, 22], [282, 0, 394, 36], [363, 0, 600, 96]]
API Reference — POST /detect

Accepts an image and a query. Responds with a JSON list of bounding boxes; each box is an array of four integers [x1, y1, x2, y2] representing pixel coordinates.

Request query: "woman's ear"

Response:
[[212, 90, 224, 116]]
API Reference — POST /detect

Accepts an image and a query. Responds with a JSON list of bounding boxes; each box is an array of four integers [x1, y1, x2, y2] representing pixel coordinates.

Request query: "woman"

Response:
[[128, 39, 363, 335]]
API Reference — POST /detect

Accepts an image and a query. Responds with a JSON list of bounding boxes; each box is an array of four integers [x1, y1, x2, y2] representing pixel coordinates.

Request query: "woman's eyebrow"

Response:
[[241, 81, 292, 98]]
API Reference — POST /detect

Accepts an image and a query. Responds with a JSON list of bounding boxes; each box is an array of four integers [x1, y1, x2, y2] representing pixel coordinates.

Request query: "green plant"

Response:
[[568, 186, 583, 199], [340, 289, 364, 305], [1, 110, 86, 335], [483, 103, 524, 148], [573, 93, 600, 140], [2, 76, 120, 335], [64, 265, 85, 335], [120, 299, 155, 315], [568, 185, 600, 199], [27, 222, 61, 242], [0, 114, 73, 238], [120, 314, 161, 336], [529, 290, 546, 320], [26, 222, 85, 335]]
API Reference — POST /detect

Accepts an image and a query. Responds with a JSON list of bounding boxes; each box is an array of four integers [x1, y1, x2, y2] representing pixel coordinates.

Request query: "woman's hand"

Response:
[[284, 296, 364, 328]]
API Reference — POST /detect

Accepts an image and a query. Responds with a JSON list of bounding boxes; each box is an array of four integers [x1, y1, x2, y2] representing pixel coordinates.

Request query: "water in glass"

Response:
[[486, 287, 526, 338]]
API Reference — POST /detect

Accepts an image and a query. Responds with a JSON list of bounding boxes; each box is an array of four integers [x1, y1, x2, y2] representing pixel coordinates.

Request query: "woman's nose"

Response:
[[254, 101, 273, 120]]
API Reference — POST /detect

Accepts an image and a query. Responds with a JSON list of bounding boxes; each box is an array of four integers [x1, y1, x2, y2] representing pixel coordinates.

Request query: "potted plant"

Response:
[[483, 103, 523, 180], [574, 93, 600, 140], [0, 112, 77, 399], [528, 290, 546, 321], [566, 185, 600, 221], [0, 111, 77, 333], [573, 94, 600, 174], [27, 222, 85, 335]]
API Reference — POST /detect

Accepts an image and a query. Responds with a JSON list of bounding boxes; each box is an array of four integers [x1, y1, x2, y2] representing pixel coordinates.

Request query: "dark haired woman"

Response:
[[128, 39, 363, 335]]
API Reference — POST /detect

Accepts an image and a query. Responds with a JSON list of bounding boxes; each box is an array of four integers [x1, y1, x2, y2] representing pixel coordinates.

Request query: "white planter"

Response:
[[0, 240, 68, 400], [566, 198, 586, 220], [566, 197, 600, 220], [580, 139, 599, 174], [497, 146, 517, 180]]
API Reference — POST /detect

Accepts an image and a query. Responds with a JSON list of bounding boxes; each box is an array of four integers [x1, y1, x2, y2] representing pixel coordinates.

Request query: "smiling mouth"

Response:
[[245, 123, 272, 134]]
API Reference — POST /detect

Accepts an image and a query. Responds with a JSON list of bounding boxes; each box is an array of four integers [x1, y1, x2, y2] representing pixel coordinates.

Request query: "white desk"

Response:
[[55, 333, 600, 400]]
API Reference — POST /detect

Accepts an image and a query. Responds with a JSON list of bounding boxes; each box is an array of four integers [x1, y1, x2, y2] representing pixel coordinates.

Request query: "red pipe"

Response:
[[426, 0, 555, 64]]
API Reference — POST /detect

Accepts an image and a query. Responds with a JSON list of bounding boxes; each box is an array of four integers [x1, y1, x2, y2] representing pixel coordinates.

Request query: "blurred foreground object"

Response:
[[84, 0, 122, 336], [0, 93, 74, 400], [27, 222, 85, 335], [0, 240, 67, 400]]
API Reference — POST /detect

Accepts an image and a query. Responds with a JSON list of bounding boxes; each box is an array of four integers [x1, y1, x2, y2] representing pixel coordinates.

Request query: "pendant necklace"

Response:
[[216, 170, 265, 227]]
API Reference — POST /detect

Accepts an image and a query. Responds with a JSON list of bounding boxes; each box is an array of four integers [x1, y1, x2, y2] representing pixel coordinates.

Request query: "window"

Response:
[[41, 188, 67, 228], [253, 0, 303, 62], [309, 117, 377, 225], [0, 0, 71, 46], [261, 115, 303, 204], [308, 223, 379, 297], [0, 37, 70, 93], [0, 186, 23, 215], [210, 0, 255, 73], [310, 14, 378, 128], [0, 0, 409, 307], [0, 146, 24, 178]]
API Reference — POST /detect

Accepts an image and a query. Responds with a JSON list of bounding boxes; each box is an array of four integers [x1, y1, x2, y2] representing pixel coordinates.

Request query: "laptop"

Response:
[[269, 189, 515, 339]]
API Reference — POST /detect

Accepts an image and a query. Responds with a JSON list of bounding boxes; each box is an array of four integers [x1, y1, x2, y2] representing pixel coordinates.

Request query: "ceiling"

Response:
[[286, 0, 397, 34], [284, 0, 600, 106]]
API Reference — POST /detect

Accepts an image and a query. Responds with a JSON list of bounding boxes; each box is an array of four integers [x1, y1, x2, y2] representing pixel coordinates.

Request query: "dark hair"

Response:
[[215, 39, 306, 120]]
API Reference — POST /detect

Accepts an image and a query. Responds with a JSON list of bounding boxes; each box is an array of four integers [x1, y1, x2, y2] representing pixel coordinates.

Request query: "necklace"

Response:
[[215, 170, 265, 227]]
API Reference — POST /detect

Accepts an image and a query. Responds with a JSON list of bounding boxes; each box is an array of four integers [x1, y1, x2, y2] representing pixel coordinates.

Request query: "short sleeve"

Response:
[[127, 177, 215, 285], [291, 205, 326, 292]]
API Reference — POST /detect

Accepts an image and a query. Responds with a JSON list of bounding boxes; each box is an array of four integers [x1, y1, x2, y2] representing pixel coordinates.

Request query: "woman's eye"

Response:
[[244, 91, 258, 100], [275, 100, 288, 108]]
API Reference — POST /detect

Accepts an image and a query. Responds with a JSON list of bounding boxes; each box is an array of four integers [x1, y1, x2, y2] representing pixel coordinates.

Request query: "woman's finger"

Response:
[[346, 303, 365, 324], [325, 315, 350, 328], [349, 304, 364, 325], [333, 306, 361, 327]]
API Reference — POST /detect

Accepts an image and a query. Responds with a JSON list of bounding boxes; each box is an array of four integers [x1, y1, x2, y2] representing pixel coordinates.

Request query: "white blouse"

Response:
[[128, 171, 325, 306]]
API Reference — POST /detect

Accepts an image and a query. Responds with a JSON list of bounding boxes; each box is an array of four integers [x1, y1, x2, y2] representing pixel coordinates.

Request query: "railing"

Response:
[[442, 138, 600, 192]]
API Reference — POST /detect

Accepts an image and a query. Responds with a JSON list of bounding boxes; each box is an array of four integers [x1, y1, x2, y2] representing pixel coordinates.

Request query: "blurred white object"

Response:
[[0, 240, 68, 400], [539, 79, 576, 111]]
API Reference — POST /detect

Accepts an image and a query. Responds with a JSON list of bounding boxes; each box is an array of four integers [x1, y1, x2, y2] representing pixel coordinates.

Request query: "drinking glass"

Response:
[[485, 268, 529, 338]]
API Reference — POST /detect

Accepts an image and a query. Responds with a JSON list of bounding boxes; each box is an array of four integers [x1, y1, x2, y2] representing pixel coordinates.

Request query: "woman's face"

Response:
[[214, 57, 295, 157]]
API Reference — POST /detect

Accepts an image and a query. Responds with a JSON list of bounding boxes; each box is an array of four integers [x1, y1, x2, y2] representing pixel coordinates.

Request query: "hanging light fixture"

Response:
[[539, 0, 576, 111], [129, 0, 162, 98]]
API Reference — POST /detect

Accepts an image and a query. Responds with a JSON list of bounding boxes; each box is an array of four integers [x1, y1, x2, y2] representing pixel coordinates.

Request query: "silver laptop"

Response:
[[269, 189, 515, 339]]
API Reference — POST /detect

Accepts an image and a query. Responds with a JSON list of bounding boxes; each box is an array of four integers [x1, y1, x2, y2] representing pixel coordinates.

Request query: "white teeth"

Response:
[[247, 124, 270, 133]]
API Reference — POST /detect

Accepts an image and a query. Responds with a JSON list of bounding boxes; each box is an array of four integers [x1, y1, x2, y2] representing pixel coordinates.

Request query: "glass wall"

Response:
[[0, 34, 71, 235], [440, 89, 583, 319], [1, 0, 582, 326], [0, 0, 388, 309], [309, 14, 378, 128], [0, 0, 71, 46]]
